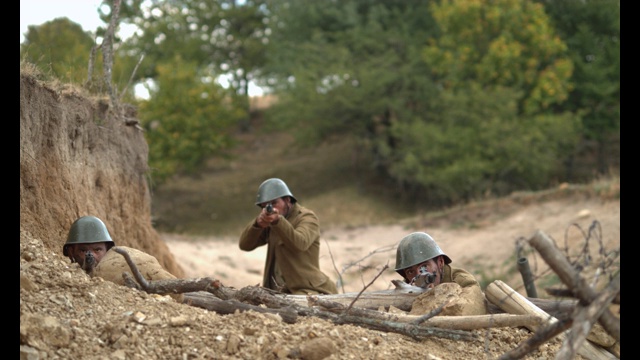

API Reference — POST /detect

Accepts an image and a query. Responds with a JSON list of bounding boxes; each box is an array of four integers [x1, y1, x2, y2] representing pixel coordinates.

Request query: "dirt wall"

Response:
[[19, 72, 184, 278]]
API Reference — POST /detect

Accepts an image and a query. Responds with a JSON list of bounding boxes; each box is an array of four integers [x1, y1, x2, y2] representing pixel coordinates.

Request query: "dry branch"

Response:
[[114, 247, 474, 341], [309, 296, 541, 330], [486, 280, 616, 360], [186, 287, 477, 342], [183, 291, 298, 323], [529, 230, 620, 342], [112, 245, 616, 353], [556, 272, 620, 359], [113, 247, 234, 300]]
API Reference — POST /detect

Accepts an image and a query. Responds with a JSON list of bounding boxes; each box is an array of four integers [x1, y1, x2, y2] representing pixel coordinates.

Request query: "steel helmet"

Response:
[[255, 178, 297, 206], [63, 216, 115, 256], [394, 232, 451, 278]]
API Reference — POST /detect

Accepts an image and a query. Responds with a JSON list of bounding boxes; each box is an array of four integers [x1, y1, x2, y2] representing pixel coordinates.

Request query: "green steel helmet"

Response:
[[394, 232, 451, 278], [63, 216, 115, 256], [255, 178, 297, 207]]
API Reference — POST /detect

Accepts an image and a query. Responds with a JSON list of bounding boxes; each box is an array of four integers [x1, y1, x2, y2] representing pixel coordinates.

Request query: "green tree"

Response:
[[138, 55, 246, 186], [115, 0, 270, 112], [263, 0, 583, 206], [537, 0, 620, 176], [263, 0, 439, 144], [20, 15, 140, 100], [387, 0, 583, 202], [20, 18, 97, 85], [423, 0, 574, 115]]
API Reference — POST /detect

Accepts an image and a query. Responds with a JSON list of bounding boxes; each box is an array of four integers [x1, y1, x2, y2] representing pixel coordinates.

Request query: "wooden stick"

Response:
[[183, 291, 298, 323], [486, 280, 616, 360], [556, 272, 620, 359], [529, 230, 620, 342]]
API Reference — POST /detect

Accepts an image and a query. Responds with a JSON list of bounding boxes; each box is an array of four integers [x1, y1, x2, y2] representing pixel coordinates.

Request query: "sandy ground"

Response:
[[163, 196, 620, 295]]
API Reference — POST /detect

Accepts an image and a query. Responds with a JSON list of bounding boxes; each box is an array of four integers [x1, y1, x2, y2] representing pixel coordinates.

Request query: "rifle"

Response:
[[411, 265, 436, 288]]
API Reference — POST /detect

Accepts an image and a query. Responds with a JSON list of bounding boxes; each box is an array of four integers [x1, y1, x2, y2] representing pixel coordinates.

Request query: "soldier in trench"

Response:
[[62, 215, 184, 301], [394, 231, 487, 315], [238, 178, 338, 295], [62, 215, 114, 272]]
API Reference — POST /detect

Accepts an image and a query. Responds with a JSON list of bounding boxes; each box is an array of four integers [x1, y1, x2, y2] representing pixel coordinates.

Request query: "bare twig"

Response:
[[498, 318, 573, 360], [411, 299, 450, 325], [112, 247, 233, 300], [101, 0, 121, 108], [324, 238, 344, 293], [340, 243, 396, 275], [119, 54, 145, 102], [85, 38, 101, 89], [343, 264, 388, 315]]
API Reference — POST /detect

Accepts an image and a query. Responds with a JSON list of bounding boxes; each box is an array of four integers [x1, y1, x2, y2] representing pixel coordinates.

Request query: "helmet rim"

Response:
[[394, 232, 451, 278], [63, 216, 114, 256], [255, 178, 297, 206]]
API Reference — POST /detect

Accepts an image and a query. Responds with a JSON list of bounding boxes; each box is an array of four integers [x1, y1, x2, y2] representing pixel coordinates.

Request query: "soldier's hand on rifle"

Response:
[[256, 203, 279, 228]]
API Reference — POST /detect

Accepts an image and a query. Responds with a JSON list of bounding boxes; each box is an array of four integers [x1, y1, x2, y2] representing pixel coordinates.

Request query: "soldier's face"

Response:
[[260, 197, 291, 217], [69, 242, 108, 265], [404, 256, 443, 285]]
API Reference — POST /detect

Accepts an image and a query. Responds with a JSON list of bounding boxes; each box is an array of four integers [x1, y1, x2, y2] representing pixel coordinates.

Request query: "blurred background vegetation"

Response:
[[20, 0, 619, 236]]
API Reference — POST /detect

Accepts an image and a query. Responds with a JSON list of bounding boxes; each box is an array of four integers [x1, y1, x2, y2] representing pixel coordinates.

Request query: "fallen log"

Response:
[[184, 288, 478, 342], [113, 245, 609, 346], [270, 281, 424, 311], [309, 295, 543, 330], [275, 287, 580, 320], [487, 297, 577, 320], [183, 291, 298, 324]]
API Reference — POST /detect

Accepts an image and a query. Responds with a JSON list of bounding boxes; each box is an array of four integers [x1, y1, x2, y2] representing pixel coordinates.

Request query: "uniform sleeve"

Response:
[[270, 211, 320, 252], [451, 267, 481, 289], [238, 218, 269, 251]]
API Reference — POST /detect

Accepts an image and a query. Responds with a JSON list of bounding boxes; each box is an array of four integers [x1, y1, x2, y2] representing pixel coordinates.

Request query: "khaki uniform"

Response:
[[239, 203, 337, 295], [442, 264, 480, 288]]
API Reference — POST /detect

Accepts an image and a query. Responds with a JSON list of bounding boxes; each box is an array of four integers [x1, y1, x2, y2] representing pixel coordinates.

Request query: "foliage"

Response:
[[423, 0, 574, 115], [138, 56, 246, 186], [390, 0, 584, 202], [385, 83, 582, 204], [20, 18, 98, 85], [536, 0, 620, 174], [115, 0, 269, 106], [262, 0, 582, 205], [20, 0, 618, 207], [19, 16, 140, 101], [262, 0, 439, 143]]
